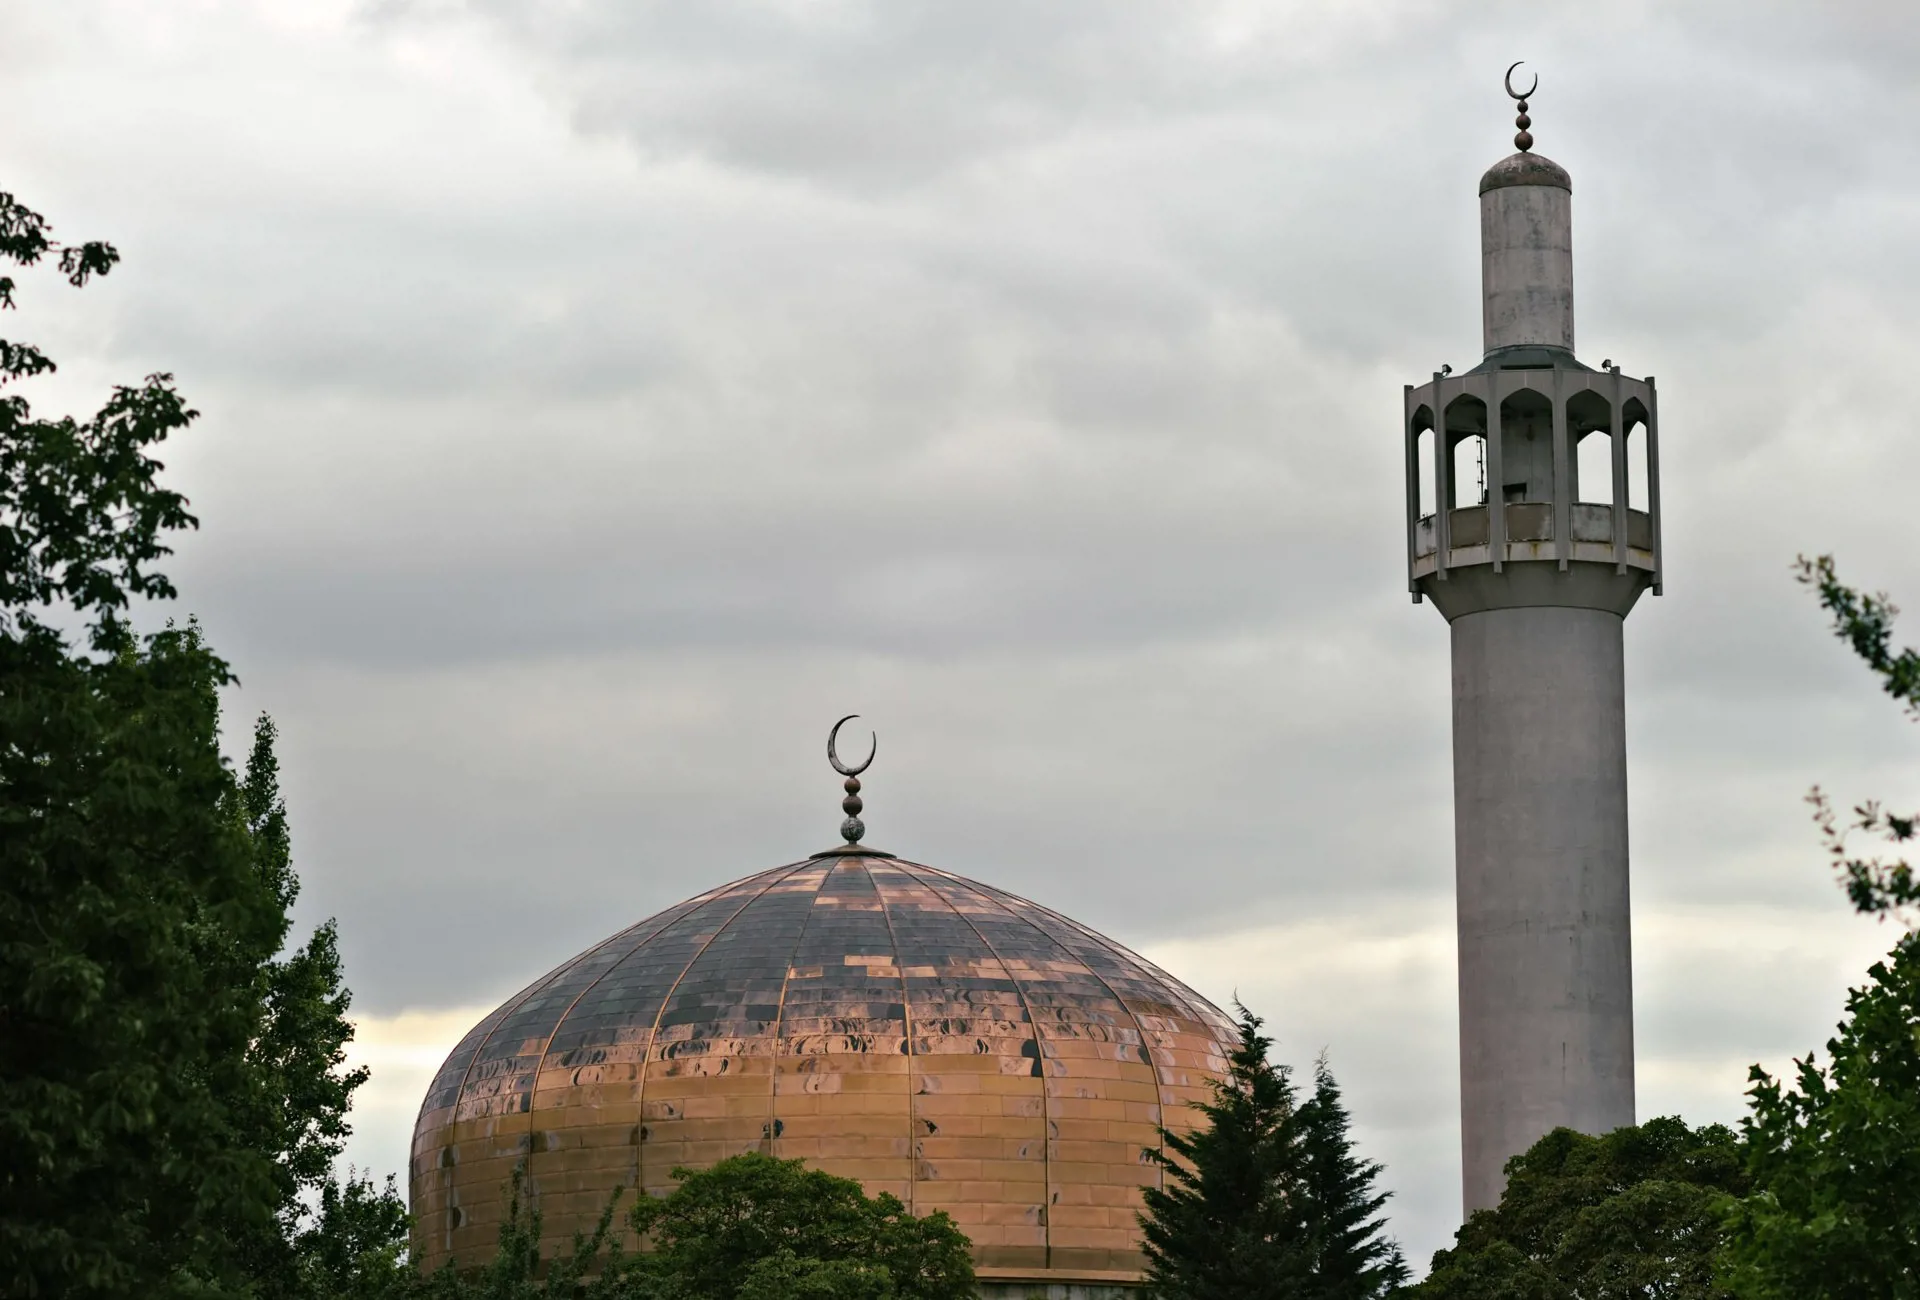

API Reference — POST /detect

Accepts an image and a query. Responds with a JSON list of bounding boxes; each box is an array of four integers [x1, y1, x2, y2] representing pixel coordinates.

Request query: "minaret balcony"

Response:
[[1412, 502, 1654, 577], [1402, 361, 1663, 607]]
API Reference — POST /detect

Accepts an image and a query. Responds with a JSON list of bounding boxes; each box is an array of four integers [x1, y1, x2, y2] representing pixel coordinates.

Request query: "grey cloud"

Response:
[[398, 0, 1422, 189]]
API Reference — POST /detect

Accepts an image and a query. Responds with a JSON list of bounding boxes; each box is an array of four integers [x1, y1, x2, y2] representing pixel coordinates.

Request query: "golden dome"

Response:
[[409, 852, 1237, 1290]]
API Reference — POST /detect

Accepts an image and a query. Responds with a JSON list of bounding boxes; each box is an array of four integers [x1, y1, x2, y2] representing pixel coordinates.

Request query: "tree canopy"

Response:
[[1722, 933, 1920, 1299], [1411, 1118, 1747, 1300], [1796, 555, 1918, 923], [1713, 557, 1920, 1298], [0, 186, 402, 1299], [627, 1152, 974, 1300]]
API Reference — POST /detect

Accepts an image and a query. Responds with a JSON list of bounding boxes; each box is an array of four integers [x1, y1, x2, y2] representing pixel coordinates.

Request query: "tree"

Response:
[[1, 616, 278, 1298], [1299, 1058, 1410, 1297], [0, 186, 404, 1298], [294, 1171, 415, 1300], [625, 1152, 975, 1300], [1411, 1117, 1748, 1300], [1794, 555, 1917, 923], [232, 716, 413, 1300], [1714, 556, 1920, 1298], [410, 1165, 635, 1300], [1721, 935, 1920, 1299], [1139, 1004, 1404, 1300]]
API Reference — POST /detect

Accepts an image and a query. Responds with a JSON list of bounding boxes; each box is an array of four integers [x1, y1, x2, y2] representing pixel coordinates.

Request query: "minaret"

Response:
[[1401, 67, 1663, 1217]]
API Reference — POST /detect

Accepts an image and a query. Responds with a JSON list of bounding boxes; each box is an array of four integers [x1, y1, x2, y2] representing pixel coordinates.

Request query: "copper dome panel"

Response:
[[409, 855, 1237, 1285]]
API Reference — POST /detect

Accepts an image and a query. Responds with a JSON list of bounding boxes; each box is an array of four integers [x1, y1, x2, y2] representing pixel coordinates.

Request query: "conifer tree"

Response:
[[1138, 1005, 1404, 1300], [1300, 1058, 1409, 1297]]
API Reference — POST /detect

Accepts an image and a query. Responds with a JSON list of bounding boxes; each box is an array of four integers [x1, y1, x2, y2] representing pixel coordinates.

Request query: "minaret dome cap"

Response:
[[1479, 151, 1572, 195]]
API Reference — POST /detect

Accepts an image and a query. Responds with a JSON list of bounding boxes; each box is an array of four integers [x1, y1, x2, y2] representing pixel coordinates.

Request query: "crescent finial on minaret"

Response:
[[1505, 61, 1538, 151]]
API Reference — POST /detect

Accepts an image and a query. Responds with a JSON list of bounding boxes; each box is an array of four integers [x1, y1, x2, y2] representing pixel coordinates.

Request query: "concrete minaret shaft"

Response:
[[1401, 70, 1664, 1217]]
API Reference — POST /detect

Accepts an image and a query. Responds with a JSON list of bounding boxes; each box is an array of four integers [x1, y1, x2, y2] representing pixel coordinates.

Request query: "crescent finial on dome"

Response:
[[1506, 61, 1539, 152], [819, 715, 883, 855]]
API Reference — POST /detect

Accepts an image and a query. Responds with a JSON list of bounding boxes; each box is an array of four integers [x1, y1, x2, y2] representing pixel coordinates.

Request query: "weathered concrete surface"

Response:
[[1421, 558, 1650, 622], [1450, 605, 1636, 1215], [1481, 181, 1574, 354]]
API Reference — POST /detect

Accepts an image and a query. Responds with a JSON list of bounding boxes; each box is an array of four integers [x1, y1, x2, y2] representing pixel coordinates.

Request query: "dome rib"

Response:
[[521, 872, 785, 1185], [761, 861, 841, 1162], [890, 859, 1056, 1270], [626, 861, 815, 1175], [435, 869, 754, 1142], [965, 874, 1223, 1037], [442, 895, 711, 1136], [940, 871, 1175, 1195], [862, 859, 921, 1216]]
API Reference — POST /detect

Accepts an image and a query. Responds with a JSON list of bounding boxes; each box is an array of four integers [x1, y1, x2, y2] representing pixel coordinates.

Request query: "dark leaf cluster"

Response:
[[0, 191, 190, 642], [1722, 933, 1920, 1298], [1411, 1118, 1747, 1300], [0, 186, 403, 1299], [1724, 562, 1920, 1298]]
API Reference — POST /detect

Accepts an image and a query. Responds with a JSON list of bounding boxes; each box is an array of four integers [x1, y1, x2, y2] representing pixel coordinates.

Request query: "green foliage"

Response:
[[296, 1172, 415, 1300], [1799, 554, 1920, 716], [233, 717, 413, 1300], [626, 1152, 975, 1300], [1711, 556, 1920, 1296], [1720, 934, 1920, 1298], [0, 185, 405, 1299], [1139, 1004, 1404, 1300], [1796, 555, 1918, 923], [411, 1166, 634, 1300], [1411, 1117, 1747, 1300], [0, 635, 407, 1299], [0, 194, 191, 646], [1717, 560, 1920, 1298], [733, 1252, 896, 1300], [2, 619, 271, 1297], [1299, 1058, 1410, 1298]]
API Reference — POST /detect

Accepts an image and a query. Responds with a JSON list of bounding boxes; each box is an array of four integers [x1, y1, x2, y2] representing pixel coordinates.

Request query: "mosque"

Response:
[[409, 717, 1239, 1297], [411, 70, 1661, 1295]]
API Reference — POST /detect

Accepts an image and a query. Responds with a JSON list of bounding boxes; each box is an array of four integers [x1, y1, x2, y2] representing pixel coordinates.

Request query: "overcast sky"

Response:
[[8, 0, 1920, 1269]]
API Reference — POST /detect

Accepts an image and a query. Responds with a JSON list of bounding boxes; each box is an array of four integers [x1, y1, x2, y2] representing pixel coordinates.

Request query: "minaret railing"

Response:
[[1610, 368, 1628, 575], [1647, 379, 1663, 595], [1547, 372, 1570, 571]]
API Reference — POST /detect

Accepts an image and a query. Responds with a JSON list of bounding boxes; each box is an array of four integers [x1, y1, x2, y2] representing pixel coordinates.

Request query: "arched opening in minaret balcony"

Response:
[[1569, 389, 1614, 508], [1407, 402, 1439, 563], [1441, 394, 1490, 558], [1415, 424, 1437, 518], [1420, 389, 1489, 564], [1623, 397, 1652, 512], [1495, 387, 1554, 550], [1445, 393, 1489, 510]]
